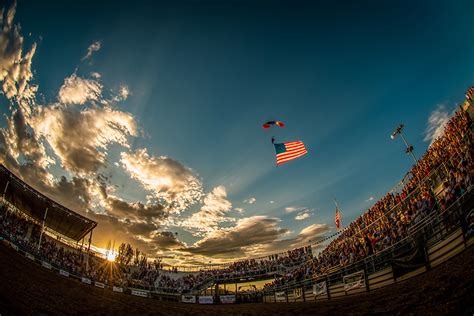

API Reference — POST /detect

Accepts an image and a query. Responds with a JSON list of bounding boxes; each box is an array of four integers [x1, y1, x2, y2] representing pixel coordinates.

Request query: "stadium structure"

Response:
[[0, 90, 473, 315]]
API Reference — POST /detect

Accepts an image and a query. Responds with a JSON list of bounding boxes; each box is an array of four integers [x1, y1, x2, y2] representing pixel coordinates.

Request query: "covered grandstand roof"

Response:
[[0, 165, 97, 241]]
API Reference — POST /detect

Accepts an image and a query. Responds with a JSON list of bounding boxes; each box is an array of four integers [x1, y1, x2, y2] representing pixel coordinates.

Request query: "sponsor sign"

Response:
[[461, 208, 474, 241], [25, 253, 35, 261], [219, 295, 236, 304], [11, 243, 18, 251], [198, 296, 214, 304], [81, 277, 92, 285], [343, 270, 365, 292], [294, 288, 303, 299], [313, 281, 327, 296], [131, 289, 149, 298], [41, 261, 52, 269], [59, 270, 69, 277], [113, 286, 123, 293], [95, 282, 105, 289], [275, 291, 286, 302], [181, 295, 196, 303]]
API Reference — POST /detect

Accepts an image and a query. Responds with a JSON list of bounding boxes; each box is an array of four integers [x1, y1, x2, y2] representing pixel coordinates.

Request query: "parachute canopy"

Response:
[[262, 121, 285, 129]]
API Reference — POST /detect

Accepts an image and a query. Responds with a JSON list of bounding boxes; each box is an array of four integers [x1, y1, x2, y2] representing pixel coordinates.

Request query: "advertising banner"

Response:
[[41, 261, 52, 269], [294, 288, 303, 299], [59, 270, 69, 277], [313, 281, 327, 296], [131, 289, 149, 298], [275, 291, 286, 302], [25, 253, 35, 261], [219, 295, 236, 304], [391, 244, 426, 278], [198, 296, 214, 304], [343, 270, 365, 292], [113, 286, 123, 293], [81, 277, 92, 285], [95, 282, 105, 289], [181, 295, 196, 303]]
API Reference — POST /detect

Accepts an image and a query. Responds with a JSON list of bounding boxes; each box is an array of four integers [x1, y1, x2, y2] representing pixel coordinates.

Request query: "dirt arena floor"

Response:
[[0, 242, 473, 316]]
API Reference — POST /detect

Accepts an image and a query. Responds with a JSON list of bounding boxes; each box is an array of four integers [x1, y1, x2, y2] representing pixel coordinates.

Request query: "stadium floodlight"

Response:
[[390, 123, 418, 163]]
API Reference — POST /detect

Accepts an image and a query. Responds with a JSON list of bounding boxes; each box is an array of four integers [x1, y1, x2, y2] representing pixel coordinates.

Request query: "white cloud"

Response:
[[180, 186, 234, 235], [244, 197, 256, 204], [120, 148, 203, 212], [285, 206, 305, 213], [269, 200, 274, 204], [90, 72, 101, 79], [82, 41, 101, 61], [295, 211, 311, 221], [234, 207, 244, 213], [365, 196, 374, 202], [424, 105, 453, 145], [58, 74, 102, 105]]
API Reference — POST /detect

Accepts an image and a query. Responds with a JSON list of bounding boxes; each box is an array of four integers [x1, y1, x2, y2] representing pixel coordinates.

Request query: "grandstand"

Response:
[[0, 88, 473, 314]]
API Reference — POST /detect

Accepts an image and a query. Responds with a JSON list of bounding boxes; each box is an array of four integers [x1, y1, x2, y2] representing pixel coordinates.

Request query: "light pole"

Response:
[[390, 124, 417, 163]]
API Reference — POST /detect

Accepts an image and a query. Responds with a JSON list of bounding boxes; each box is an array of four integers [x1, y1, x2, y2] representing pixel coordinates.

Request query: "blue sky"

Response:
[[1, 0, 474, 264]]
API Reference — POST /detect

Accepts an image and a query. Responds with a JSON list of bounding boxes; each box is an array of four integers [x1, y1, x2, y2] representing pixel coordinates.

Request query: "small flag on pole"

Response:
[[335, 207, 342, 230], [273, 141, 308, 165]]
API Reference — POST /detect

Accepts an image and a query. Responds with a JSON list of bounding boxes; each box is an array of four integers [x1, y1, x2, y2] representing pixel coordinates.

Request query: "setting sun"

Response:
[[106, 252, 116, 262]]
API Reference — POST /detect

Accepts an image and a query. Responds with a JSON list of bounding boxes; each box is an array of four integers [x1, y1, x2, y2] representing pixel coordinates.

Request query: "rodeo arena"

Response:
[[0, 88, 471, 315]]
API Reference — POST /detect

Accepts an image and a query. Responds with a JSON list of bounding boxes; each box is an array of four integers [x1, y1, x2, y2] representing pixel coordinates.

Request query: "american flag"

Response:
[[273, 141, 308, 165], [335, 207, 342, 230]]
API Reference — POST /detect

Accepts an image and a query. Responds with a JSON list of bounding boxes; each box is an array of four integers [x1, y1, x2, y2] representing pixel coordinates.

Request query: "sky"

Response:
[[0, 0, 473, 265]]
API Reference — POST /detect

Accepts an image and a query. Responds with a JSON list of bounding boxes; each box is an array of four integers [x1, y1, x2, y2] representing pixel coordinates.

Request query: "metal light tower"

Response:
[[390, 124, 418, 163]]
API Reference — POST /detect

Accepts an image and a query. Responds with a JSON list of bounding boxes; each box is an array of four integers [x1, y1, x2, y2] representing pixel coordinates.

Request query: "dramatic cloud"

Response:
[[183, 216, 330, 259], [30, 104, 137, 174], [120, 148, 203, 212], [0, 1, 37, 102], [58, 74, 102, 105], [82, 41, 101, 61], [183, 216, 288, 258], [180, 186, 233, 235], [424, 105, 452, 145]]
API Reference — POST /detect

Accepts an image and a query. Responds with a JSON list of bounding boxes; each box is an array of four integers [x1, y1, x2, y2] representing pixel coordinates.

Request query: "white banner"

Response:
[[25, 253, 35, 261], [343, 270, 366, 292], [131, 289, 149, 298], [11, 243, 18, 251], [113, 286, 123, 293], [181, 295, 196, 303], [95, 282, 105, 289], [219, 295, 236, 304], [275, 291, 286, 301], [313, 281, 327, 296], [59, 270, 69, 277], [41, 261, 52, 269], [198, 296, 214, 304], [81, 277, 92, 285]]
